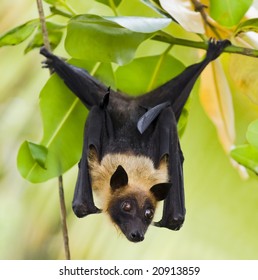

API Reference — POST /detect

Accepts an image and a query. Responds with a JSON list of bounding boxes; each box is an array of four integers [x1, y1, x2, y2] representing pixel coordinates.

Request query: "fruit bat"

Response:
[[40, 39, 230, 242]]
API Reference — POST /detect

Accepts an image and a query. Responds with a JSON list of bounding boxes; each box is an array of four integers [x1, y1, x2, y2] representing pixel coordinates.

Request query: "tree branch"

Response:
[[152, 32, 258, 58]]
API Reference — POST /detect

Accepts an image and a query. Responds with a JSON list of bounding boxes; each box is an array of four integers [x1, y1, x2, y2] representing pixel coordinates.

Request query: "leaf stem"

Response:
[[109, 0, 118, 16], [152, 31, 258, 58], [59, 0, 77, 16], [50, 7, 73, 18]]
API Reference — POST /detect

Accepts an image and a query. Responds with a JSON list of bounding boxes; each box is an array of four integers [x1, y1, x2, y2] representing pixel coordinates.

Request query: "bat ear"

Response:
[[110, 165, 128, 191], [150, 183, 172, 201]]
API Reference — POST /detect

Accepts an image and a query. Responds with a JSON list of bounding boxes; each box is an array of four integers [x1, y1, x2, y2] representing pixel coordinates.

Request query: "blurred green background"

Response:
[[1, 0, 258, 260]]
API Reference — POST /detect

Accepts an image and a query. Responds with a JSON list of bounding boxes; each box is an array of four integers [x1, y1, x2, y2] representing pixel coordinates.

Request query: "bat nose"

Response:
[[130, 231, 144, 242]]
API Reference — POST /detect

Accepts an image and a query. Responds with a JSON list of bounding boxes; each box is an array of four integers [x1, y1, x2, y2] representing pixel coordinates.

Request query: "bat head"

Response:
[[107, 165, 171, 242]]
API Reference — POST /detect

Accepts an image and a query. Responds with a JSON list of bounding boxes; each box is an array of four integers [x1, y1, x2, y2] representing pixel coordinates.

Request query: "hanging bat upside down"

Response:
[[40, 38, 230, 242]]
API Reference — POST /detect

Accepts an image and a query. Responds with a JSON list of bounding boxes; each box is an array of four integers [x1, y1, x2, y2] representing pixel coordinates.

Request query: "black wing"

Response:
[[40, 48, 116, 217], [138, 39, 231, 120], [40, 47, 107, 109], [72, 91, 115, 217], [145, 106, 185, 230], [137, 39, 230, 230]]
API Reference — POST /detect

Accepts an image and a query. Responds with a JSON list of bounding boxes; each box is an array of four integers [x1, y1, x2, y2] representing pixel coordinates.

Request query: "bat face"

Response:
[[88, 151, 171, 241], [108, 194, 155, 242], [107, 165, 172, 242]]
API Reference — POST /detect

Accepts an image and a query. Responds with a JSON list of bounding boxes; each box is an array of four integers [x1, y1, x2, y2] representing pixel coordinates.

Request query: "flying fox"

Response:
[[40, 39, 230, 242]]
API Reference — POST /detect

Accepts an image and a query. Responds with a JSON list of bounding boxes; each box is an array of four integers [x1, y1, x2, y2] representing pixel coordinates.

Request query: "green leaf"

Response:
[[115, 54, 184, 94], [27, 142, 48, 169], [17, 60, 115, 183], [210, 0, 252, 27], [17, 76, 87, 183], [95, 0, 122, 7], [106, 16, 171, 33], [17, 142, 48, 181], [0, 19, 38, 47], [246, 120, 258, 150], [65, 14, 171, 64], [24, 22, 64, 53], [234, 18, 258, 36], [230, 145, 258, 175]]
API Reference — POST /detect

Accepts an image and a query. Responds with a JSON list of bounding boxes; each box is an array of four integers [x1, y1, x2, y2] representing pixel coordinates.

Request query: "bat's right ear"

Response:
[[110, 165, 128, 191], [150, 183, 172, 201]]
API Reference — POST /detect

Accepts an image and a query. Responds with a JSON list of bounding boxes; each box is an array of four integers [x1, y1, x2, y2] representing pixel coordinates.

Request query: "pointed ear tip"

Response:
[[115, 164, 122, 170], [110, 164, 128, 190], [116, 165, 127, 174]]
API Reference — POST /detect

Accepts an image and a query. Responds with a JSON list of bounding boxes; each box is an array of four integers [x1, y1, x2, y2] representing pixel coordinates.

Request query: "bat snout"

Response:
[[130, 231, 144, 242], [128, 230, 145, 243]]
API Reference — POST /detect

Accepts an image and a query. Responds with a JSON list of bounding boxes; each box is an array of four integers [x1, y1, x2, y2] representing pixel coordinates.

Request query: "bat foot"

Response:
[[153, 216, 184, 231], [40, 46, 53, 58], [72, 202, 102, 218], [207, 38, 231, 61]]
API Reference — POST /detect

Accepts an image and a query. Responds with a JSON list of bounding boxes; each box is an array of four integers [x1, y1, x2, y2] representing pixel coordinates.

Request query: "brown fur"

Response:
[[88, 148, 169, 211]]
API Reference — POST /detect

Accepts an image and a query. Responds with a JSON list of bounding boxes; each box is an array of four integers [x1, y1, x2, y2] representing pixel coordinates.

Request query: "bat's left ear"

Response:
[[150, 183, 172, 201], [110, 165, 128, 191]]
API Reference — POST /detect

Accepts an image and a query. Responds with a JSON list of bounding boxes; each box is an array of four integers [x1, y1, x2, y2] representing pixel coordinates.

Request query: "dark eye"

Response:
[[145, 208, 154, 220], [121, 201, 132, 212]]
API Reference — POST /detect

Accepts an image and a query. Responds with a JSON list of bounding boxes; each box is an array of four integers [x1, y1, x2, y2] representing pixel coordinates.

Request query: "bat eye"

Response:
[[145, 208, 154, 220], [121, 201, 132, 212]]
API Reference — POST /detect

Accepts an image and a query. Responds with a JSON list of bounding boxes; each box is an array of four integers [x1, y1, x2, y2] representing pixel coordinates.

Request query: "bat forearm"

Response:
[[40, 47, 106, 109]]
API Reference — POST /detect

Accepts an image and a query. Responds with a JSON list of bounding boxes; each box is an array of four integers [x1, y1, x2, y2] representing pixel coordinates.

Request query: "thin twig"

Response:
[[58, 176, 71, 260], [36, 0, 51, 51], [36, 0, 71, 260], [191, 0, 222, 39], [191, 0, 230, 39]]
